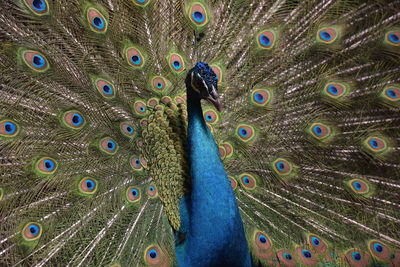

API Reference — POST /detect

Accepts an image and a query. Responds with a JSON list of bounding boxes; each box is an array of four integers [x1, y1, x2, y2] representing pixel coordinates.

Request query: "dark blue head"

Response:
[[186, 62, 221, 111]]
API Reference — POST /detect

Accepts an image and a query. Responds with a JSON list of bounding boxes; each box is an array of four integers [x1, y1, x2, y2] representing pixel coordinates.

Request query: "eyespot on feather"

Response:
[[144, 245, 168, 266], [219, 145, 226, 160], [254, 231, 272, 251], [95, 78, 116, 99], [228, 176, 237, 190], [210, 65, 222, 84], [21, 50, 49, 72], [120, 122, 135, 137], [35, 157, 57, 175], [0, 120, 20, 138], [276, 249, 296, 267], [146, 183, 158, 198], [308, 122, 332, 141], [132, 0, 150, 7], [239, 173, 256, 190], [152, 76, 168, 92], [22, 222, 42, 241], [126, 186, 141, 203], [272, 158, 293, 177], [322, 82, 348, 100], [256, 29, 277, 50], [296, 247, 318, 266], [385, 30, 400, 46], [23, 0, 49, 16], [345, 249, 370, 267], [134, 100, 148, 116], [251, 89, 272, 107], [87, 7, 107, 33], [125, 46, 145, 68], [317, 27, 339, 44], [380, 86, 400, 106], [79, 177, 98, 195], [307, 234, 328, 254], [62, 110, 85, 130], [221, 142, 233, 158], [364, 136, 388, 154], [168, 53, 184, 73], [235, 124, 256, 143], [368, 240, 391, 262], [188, 2, 209, 27], [203, 109, 219, 124], [130, 156, 143, 171], [99, 137, 118, 155]]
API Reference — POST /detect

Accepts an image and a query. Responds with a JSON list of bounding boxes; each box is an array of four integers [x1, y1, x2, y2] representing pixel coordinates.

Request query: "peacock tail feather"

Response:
[[1, 0, 400, 266]]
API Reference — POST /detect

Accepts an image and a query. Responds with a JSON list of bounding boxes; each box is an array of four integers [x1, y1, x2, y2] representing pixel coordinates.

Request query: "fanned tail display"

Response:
[[1, 0, 400, 266]]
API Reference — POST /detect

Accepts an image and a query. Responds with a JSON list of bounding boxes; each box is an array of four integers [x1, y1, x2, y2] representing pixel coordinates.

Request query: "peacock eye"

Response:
[[272, 158, 292, 176], [24, 0, 49, 15], [126, 46, 145, 68], [120, 122, 135, 137], [149, 249, 157, 258], [130, 156, 143, 170], [100, 137, 118, 155], [23, 222, 42, 241], [147, 183, 158, 198], [132, 0, 150, 6], [309, 122, 332, 141], [126, 186, 141, 203], [22, 50, 49, 72], [95, 78, 116, 99], [32, 0, 46, 11], [254, 231, 271, 250], [319, 31, 331, 41], [258, 235, 267, 243], [144, 245, 163, 265], [257, 30, 276, 49], [134, 100, 148, 116], [236, 124, 256, 143], [352, 251, 361, 261], [35, 157, 58, 175], [239, 173, 256, 190], [168, 53, 184, 73], [87, 7, 107, 33], [283, 253, 292, 260], [62, 110, 85, 129], [364, 136, 387, 153], [203, 110, 219, 124], [323, 81, 348, 100], [385, 31, 400, 46], [368, 240, 390, 261], [302, 249, 312, 258], [311, 236, 320, 246], [317, 27, 338, 44], [173, 61, 181, 69], [228, 176, 237, 190], [79, 177, 98, 195], [103, 84, 112, 95], [0, 120, 19, 137]]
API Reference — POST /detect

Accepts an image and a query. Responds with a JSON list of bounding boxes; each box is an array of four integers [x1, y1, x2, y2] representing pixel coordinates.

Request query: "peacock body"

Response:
[[1, 0, 400, 266]]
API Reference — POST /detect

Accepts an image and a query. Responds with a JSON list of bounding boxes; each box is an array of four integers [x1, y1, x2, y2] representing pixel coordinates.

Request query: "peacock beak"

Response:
[[206, 85, 222, 112]]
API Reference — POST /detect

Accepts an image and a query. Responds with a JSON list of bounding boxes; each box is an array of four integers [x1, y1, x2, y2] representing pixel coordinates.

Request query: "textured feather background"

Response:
[[1, 0, 400, 266]]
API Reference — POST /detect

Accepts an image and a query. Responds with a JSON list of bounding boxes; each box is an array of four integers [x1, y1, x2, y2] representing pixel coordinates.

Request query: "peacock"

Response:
[[1, 0, 400, 266]]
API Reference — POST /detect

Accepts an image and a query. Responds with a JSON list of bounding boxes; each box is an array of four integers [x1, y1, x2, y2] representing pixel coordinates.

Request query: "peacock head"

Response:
[[186, 62, 221, 111]]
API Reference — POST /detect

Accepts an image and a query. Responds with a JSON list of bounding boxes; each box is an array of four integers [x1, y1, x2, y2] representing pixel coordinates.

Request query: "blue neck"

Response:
[[175, 90, 252, 267]]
